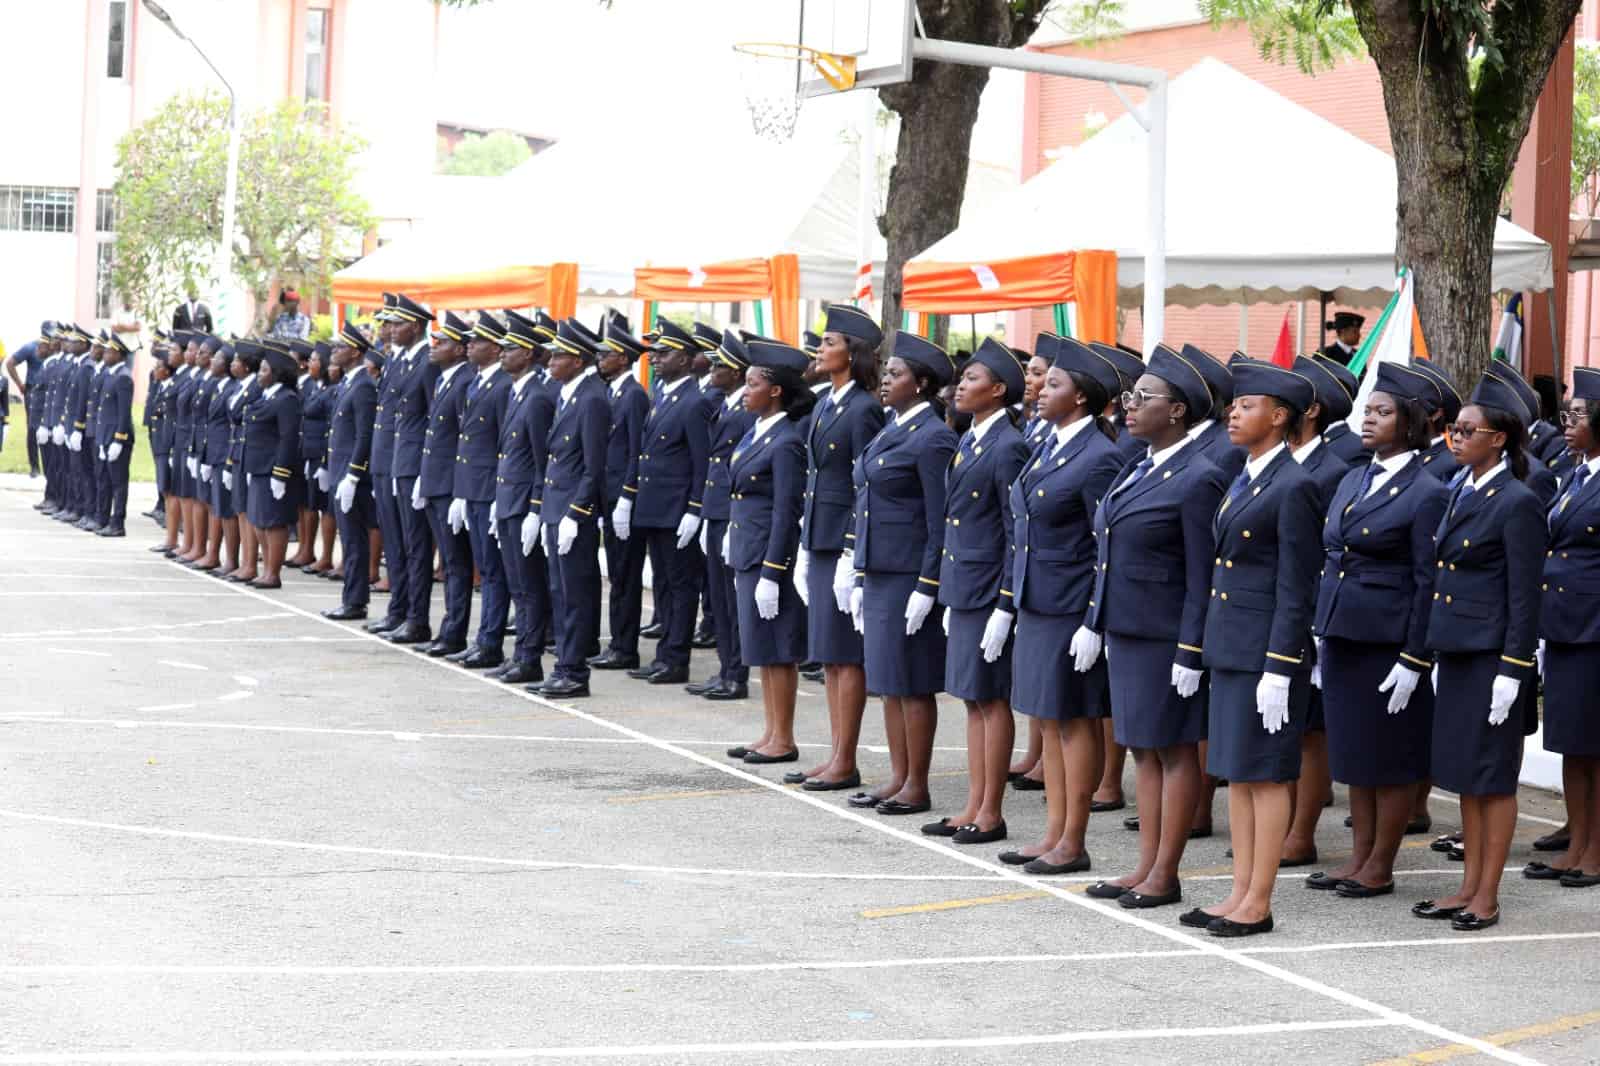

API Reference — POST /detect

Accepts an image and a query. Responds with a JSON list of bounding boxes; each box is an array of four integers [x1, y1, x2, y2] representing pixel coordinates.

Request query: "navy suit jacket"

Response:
[[1418, 437, 1459, 483], [299, 379, 333, 468], [418, 363, 471, 498], [203, 377, 238, 466], [542, 372, 609, 521], [1008, 421, 1123, 617], [631, 377, 710, 529], [803, 383, 886, 553], [1425, 467, 1546, 682], [92, 365, 134, 446], [370, 352, 405, 478], [938, 415, 1029, 612], [1314, 456, 1449, 665], [1088, 439, 1225, 670], [84, 367, 106, 437], [702, 393, 755, 523], [1297, 440, 1351, 514], [729, 415, 805, 574], [1321, 422, 1367, 465], [1202, 447, 1323, 677], [390, 344, 439, 479], [1524, 461, 1559, 508], [605, 375, 650, 510], [242, 386, 301, 479], [1193, 419, 1246, 481], [852, 405, 957, 586], [1542, 461, 1600, 644], [38, 356, 66, 429], [493, 376, 546, 517], [227, 381, 259, 472], [452, 369, 511, 503], [149, 380, 175, 457], [328, 373, 376, 485]]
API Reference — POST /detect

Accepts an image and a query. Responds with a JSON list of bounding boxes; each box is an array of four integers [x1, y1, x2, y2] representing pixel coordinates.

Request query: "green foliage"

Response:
[[439, 130, 534, 176], [310, 313, 336, 343], [1574, 44, 1600, 202], [111, 92, 374, 332], [1042, 0, 1126, 46], [1197, 0, 1364, 73]]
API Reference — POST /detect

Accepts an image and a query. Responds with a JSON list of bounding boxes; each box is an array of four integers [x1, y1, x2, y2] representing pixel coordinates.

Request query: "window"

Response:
[[107, 1, 127, 78], [96, 189, 116, 233], [96, 242, 116, 321], [0, 186, 76, 233], [304, 9, 330, 102]]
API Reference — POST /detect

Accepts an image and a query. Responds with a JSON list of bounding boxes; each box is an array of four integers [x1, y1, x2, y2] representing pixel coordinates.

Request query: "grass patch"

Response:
[[2, 404, 158, 484]]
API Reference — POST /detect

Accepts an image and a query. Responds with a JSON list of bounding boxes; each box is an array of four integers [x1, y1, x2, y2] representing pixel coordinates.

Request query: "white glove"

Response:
[[392, 478, 400, 498], [832, 552, 854, 615], [794, 549, 810, 605], [755, 576, 781, 620], [51, 425, 65, 445], [1311, 662, 1322, 689], [1172, 663, 1203, 700], [557, 515, 578, 556], [409, 478, 425, 510], [36, 427, 48, 445], [980, 608, 1013, 663], [942, 610, 950, 636], [223, 469, 234, 491], [69, 430, 83, 452], [675, 512, 701, 549], [185, 456, 196, 476], [447, 498, 467, 534], [335, 475, 355, 513], [520, 511, 540, 557], [721, 527, 731, 562], [849, 585, 864, 633], [611, 498, 632, 541], [270, 477, 286, 501], [314, 467, 329, 491], [489, 501, 498, 528], [200, 463, 211, 483], [1069, 625, 1103, 673], [1537, 639, 1546, 679], [107, 442, 121, 462], [1256, 672, 1291, 734], [904, 590, 935, 636], [98, 445, 106, 461], [1378, 662, 1421, 715], [699, 521, 709, 554], [247, 473, 254, 489], [1488, 675, 1520, 726]]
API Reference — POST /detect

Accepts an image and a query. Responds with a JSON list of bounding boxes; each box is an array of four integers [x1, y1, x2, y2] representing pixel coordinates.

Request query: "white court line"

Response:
[[13, 931, 1600, 977], [45, 647, 112, 657], [0, 612, 293, 639], [0, 557, 171, 565], [12, 636, 370, 644], [0, 591, 238, 597], [156, 660, 207, 671], [235, 675, 259, 687], [0, 810, 1007, 884], [0, 1019, 1397, 1063], [158, 565, 1543, 1066], [133, 704, 196, 713], [217, 692, 254, 703], [0, 574, 201, 583]]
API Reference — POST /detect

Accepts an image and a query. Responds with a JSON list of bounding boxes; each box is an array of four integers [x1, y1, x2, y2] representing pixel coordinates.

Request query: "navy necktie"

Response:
[[1224, 469, 1251, 509], [1449, 478, 1475, 518], [1117, 457, 1154, 496], [1555, 464, 1591, 519], [1354, 462, 1377, 502]]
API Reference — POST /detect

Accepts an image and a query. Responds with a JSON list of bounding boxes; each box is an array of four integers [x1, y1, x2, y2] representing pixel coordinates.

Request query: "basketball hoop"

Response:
[[733, 41, 857, 142]]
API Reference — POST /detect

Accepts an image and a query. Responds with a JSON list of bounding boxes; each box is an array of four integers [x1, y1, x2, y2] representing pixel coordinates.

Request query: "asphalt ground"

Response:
[[1, 472, 1597, 1065]]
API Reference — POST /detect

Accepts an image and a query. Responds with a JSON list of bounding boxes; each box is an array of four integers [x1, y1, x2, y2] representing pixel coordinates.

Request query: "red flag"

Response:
[[1270, 310, 1294, 367]]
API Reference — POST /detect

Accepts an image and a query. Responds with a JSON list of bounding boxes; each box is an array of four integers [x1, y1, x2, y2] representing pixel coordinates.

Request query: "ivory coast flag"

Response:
[[1345, 270, 1425, 432], [1492, 293, 1524, 369]]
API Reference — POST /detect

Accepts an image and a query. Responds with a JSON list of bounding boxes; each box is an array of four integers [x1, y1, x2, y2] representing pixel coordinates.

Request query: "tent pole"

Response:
[[1296, 300, 1305, 354], [1318, 291, 1330, 352], [1238, 300, 1248, 352]]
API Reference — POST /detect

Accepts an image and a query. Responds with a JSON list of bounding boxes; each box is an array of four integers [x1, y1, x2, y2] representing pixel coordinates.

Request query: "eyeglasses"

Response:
[[1559, 411, 1588, 428], [1446, 423, 1495, 438], [1121, 388, 1172, 409]]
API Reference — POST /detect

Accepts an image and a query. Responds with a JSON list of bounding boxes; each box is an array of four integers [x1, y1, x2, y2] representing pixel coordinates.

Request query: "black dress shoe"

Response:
[[1119, 885, 1183, 909], [1207, 914, 1274, 937], [1335, 880, 1394, 898], [248, 579, 283, 590], [366, 617, 403, 634], [782, 771, 809, 784], [496, 662, 544, 685], [691, 628, 717, 649], [1450, 908, 1500, 931], [1431, 832, 1462, 853], [921, 818, 960, 838], [1179, 907, 1221, 929], [588, 650, 640, 670], [684, 677, 720, 696], [1446, 843, 1465, 862], [997, 851, 1035, 866], [743, 748, 799, 765], [1089, 798, 1126, 813], [425, 640, 468, 658], [640, 621, 664, 639], [703, 681, 749, 701], [1523, 862, 1573, 881], [876, 799, 932, 816], [384, 622, 433, 645], [1533, 828, 1572, 852], [1278, 849, 1318, 868], [626, 663, 662, 680], [443, 647, 476, 663], [459, 648, 504, 670], [536, 677, 589, 699], [1560, 870, 1600, 887], [1022, 853, 1090, 875], [1404, 814, 1433, 835], [321, 605, 368, 621], [801, 666, 824, 683], [96, 525, 125, 537], [1305, 871, 1348, 891], [1411, 900, 1463, 920], [802, 772, 861, 792], [1123, 815, 1141, 832], [953, 821, 1007, 845], [1085, 881, 1128, 899], [646, 665, 690, 685], [725, 746, 750, 759], [1011, 776, 1045, 792], [846, 792, 882, 809]]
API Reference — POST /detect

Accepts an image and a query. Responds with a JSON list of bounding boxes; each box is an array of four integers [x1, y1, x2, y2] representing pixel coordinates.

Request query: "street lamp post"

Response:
[[142, 0, 239, 335]]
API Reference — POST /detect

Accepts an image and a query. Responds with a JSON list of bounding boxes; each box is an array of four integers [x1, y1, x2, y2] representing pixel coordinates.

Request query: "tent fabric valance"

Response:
[[902, 250, 1119, 344], [331, 262, 580, 319]]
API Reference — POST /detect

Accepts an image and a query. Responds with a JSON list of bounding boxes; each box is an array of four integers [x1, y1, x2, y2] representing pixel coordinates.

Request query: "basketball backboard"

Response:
[[797, 0, 915, 98]]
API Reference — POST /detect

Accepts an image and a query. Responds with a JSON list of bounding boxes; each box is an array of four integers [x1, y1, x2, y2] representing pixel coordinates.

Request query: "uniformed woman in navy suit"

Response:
[[921, 339, 1029, 845], [1185, 360, 1321, 937], [221, 343, 262, 582], [1010, 345, 1053, 792], [242, 346, 304, 589], [1414, 373, 1546, 931], [1534, 366, 1600, 888], [847, 332, 958, 816], [1084, 346, 1224, 906], [1310, 362, 1448, 898], [1003, 338, 1124, 873], [724, 340, 815, 766], [191, 343, 241, 573], [801, 306, 886, 794]]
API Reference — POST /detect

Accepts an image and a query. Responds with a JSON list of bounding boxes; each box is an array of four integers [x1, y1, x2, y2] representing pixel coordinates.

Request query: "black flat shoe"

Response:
[[1343, 815, 1354, 828], [1446, 843, 1465, 862], [1011, 776, 1045, 792], [1089, 798, 1126, 813], [876, 799, 932, 816], [1430, 833, 1461, 854], [1305, 872, 1349, 891], [1207, 914, 1274, 938], [921, 818, 960, 837], [1022, 853, 1090, 875], [1560, 870, 1600, 888], [846, 792, 882, 808], [1122, 815, 1141, 832], [1335, 880, 1395, 899], [952, 821, 1007, 845], [1279, 850, 1318, 868], [1404, 814, 1433, 835], [742, 749, 799, 765], [425, 641, 468, 659], [802, 772, 861, 792], [1085, 881, 1128, 900], [1188, 825, 1214, 840], [1522, 862, 1572, 881], [726, 746, 750, 759], [1533, 829, 1572, 852], [997, 851, 1035, 866], [1411, 899, 1464, 920], [1119, 885, 1182, 909], [247, 579, 282, 590], [781, 771, 809, 784], [1179, 907, 1221, 929], [1450, 908, 1500, 931]]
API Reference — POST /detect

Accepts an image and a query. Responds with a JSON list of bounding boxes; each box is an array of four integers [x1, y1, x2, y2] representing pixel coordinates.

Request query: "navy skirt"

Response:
[[1321, 637, 1432, 787], [807, 549, 863, 665], [153, 452, 171, 498], [863, 570, 946, 696], [167, 455, 190, 500], [944, 605, 1012, 703], [1431, 651, 1527, 796], [209, 467, 237, 519], [734, 568, 808, 667], [1206, 668, 1309, 783], [246, 474, 297, 529], [1543, 642, 1600, 756], [1011, 608, 1108, 722], [231, 463, 249, 517], [1107, 633, 1203, 749], [304, 462, 329, 512]]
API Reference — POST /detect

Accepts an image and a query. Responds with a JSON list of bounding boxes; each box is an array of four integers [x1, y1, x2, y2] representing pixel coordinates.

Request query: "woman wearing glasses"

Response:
[[1530, 367, 1600, 888], [1082, 346, 1224, 907], [1009, 345, 1054, 793], [1309, 362, 1448, 899], [1415, 374, 1546, 930]]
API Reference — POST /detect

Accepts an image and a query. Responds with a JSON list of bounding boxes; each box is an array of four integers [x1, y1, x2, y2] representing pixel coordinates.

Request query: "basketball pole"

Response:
[[904, 37, 1168, 355]]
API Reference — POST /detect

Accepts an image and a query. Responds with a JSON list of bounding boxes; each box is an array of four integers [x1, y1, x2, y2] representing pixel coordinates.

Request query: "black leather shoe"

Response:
[[1279, 849, 1318, 868], [384, 622, 433, 645], [801, 665, 824, 682], [1450, 908, 1500, 931], [321, 605, 368, 621], [459, 648, 504, 670], [1023, 853, 1090, 875], [691, 627, 717, 649], [952, 821, 1007, 845], [96, 525, 125, 537], [1123, 815, 1141, 832], [782, 771, 809, 784], [425, 640, 468, 658], [1335, 880, 1394, 899], [588, 650, 640, 670], [801, 771, 861, 792], [1085, 881, 1128, 899], [1119, 885, 1183, 909], [1011, 776, 1045, 792], [1305, 872, 1348, 891], [1523, 862, 1573, 881], [537, 677, 589, 699], [646, 665, 690, 685], [443, 647, 476, 663], [1207, 914, 1274, 937], [1411, 899, 1463, 920], [626, 663, 662, 680], [997, 851, 1035, 866], [366, 617, 404, 634], [703, 680, 749, 701], [743, 748, 799, 765], [1179, 907, 1220, 929], [496, 662, 544, 685], [725, 746, 750, 759], [640, 621, 664, 639], [1533, 828, 1572, 852], [1404, 814, 1433, 835], [876, 799, 932, 816], [684, 677, 720, 696], [921, 818, 960, 838], [1560, 870, 1600, 888]]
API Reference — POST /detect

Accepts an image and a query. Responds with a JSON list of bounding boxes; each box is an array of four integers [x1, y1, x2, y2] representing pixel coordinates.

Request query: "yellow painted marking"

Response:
[[861, 889, 1052, 919], [1368, 1009, 1600, 1065], [607, 787, 767, 805]]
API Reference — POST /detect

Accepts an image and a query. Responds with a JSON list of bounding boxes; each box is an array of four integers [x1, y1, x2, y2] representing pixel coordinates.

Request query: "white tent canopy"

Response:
[[910, 59, 1553, 308]]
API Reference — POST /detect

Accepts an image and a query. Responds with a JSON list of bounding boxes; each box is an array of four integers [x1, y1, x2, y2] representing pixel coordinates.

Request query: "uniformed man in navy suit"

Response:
[[450, 311, 515, 670], [384, 294, 440, 646], [416, 311, 475, 658], [589, 322, 652, 671], [90, 334, 135, 537], [366, 298, 411, 635], [322, 323, 378, 621]]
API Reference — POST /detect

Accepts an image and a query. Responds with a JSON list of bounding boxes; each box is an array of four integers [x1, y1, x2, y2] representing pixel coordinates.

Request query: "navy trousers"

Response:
[[394, 476, 434, 626], [335, 480, 373, 609], [424, 495, 471, 644], [545, 518, 601, 683], [497, 513, 548, 669], [641, 524, 701, 669], [466, 500, 508, 650], [704, 518, 748, 684], [602, 512, 648, 658], [372, 474, 409, 627], [95, 446, 130, 527]]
